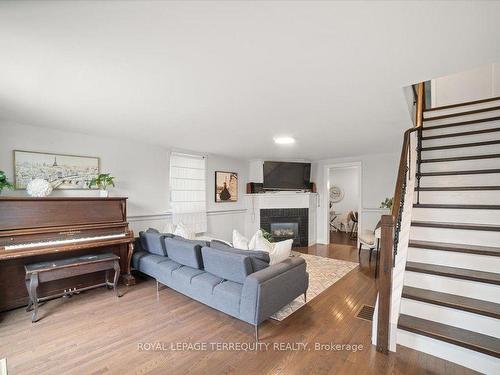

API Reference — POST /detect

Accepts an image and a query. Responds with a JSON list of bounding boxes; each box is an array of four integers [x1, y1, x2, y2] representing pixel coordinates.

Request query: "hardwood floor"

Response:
[[0, 243, 479, 375], [329, 231, 357, 246]]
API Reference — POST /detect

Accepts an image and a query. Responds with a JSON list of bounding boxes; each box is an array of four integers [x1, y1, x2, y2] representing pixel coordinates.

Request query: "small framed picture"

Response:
[[215, 171, 238, 202]]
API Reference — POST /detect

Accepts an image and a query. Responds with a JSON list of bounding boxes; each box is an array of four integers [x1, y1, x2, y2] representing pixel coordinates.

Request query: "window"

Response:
[[169, 152, 207, 233]]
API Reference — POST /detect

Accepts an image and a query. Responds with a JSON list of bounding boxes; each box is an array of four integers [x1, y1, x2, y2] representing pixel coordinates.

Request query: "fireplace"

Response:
[[260, 208, 308, 247], [270, 221, 299, 241]]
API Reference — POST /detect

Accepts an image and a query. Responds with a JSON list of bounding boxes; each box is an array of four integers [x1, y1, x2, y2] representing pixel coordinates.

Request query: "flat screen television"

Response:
[[263, 161, 311, 190]]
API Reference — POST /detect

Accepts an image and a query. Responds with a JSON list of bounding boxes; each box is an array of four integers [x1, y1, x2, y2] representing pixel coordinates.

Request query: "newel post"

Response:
[[376, 214, 395, 354]]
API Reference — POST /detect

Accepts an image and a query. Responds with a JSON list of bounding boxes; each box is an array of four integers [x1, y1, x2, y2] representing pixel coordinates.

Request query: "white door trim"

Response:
[[323, 161, 362, 245]]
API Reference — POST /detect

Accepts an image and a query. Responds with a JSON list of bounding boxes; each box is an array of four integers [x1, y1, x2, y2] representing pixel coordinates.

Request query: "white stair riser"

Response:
[[423, 108, 500, 127], [423, 132, 500, 148], [410, 226, 500, 247], [397, 329, 500, 375], [423, 119, 500, 137], [400, 299, 500, 338], [412, 207, 500, 224], [407, 247, 500, 273], [403, 271, 500, 303], [421, 143, 500, 159], [420, 173, 500, 187], [424, 100, 500, 118], [412, 207, 500, 225], [417, 190, 500, 204], [421, 158, 500, 173]]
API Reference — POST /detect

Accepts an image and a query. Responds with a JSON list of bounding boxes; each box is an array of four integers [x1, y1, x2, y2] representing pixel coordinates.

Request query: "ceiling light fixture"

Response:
[[274, 136, 296, 145]]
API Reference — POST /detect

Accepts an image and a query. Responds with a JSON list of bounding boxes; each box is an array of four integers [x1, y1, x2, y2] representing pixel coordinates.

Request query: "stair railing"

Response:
[[375, 82, 424, 354]]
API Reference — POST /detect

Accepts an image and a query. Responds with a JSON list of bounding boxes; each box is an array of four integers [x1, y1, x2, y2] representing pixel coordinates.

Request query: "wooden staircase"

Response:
[[396, 96, 500, 374]]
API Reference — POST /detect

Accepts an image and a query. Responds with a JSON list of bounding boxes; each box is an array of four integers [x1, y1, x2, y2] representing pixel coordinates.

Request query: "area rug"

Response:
[[270, 253, 358, 321]]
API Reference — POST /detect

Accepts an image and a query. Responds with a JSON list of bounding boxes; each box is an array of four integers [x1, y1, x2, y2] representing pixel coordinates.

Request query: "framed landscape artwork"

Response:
[[13, 150, 100, 190], [215, 171, 238, 202]]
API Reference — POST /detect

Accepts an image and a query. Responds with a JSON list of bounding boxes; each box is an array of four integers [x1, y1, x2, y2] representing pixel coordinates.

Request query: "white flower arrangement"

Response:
[[26, 178, 53, 197]]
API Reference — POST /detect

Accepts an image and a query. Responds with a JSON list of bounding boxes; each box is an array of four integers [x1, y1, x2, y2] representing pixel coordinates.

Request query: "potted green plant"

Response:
[[380, 197, 393, 209], [0, 170, 14, 195], [88, 173, 115, 197]]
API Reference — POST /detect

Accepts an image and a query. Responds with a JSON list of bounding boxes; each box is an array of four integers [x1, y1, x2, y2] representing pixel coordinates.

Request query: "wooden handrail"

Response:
[[377, 81, 425, 353]]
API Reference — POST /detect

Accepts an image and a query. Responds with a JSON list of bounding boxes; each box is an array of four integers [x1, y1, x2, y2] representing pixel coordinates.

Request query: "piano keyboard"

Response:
[[4, 233, 127, 251]]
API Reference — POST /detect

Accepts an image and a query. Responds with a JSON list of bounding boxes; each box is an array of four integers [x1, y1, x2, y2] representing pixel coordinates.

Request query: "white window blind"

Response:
[[169, 152, 207, 233]]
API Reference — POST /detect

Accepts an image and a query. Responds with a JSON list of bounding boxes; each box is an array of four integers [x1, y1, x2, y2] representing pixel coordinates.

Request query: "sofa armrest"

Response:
[[239, 257, 309, 325]]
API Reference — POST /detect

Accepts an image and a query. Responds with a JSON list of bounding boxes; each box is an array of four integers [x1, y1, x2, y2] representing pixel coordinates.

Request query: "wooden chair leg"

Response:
[[369, 247, 373, 264], [375, 250, 380, 278], [358, 242, 362, 262]]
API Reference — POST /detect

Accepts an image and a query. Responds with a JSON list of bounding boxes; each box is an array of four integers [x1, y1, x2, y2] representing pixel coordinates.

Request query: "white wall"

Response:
[[431, 62, 500, 107], [329, 166, 359, 216], [0, 121, 249, 240], [313, 152, 399, 244]]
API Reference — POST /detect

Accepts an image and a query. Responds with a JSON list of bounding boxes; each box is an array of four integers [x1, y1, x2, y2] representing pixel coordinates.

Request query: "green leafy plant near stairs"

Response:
[[0, 170, 14, 194], [380, 197, 393, 209]]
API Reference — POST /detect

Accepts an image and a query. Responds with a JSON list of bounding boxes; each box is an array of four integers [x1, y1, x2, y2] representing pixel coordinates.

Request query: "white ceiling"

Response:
[[0, 1, 499, 160]]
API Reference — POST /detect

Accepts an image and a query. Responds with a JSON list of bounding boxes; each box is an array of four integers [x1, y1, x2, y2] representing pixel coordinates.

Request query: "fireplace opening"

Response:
[[270, 222, 299, 240], [260, 208, 308, 247]]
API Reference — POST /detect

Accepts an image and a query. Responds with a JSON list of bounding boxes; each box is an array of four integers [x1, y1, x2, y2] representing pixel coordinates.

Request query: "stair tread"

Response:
[[405, 261, 500, 285], [398, 314, 500, 358], [411, 220, 500, 232], [421, 139, 500, 151], [423, 105, 500, 121], [416, 186, 500, 191], [424, 96, 500, 112], [414, 204, 500, 210], [409, 240, 500, 257], [402, 286, 500, 319], [419, 168, 500, 176], [420, 154, 500, 163], [423, 115, 500, 131], [422, 127, 500, 140]]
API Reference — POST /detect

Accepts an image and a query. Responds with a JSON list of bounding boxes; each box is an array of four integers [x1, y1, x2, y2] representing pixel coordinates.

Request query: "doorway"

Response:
[[325, 162, 361, 246]]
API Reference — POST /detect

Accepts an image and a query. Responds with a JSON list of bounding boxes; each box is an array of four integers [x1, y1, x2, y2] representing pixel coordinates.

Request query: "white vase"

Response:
[[99, 190, 109, 198]]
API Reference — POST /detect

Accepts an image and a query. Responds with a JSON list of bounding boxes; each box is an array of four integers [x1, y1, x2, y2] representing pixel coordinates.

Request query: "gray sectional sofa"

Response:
[[132, 229, 309, 340]]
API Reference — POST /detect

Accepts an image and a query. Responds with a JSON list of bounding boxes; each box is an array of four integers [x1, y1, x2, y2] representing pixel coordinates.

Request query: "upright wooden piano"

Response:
[[0, 197, 135, 312]]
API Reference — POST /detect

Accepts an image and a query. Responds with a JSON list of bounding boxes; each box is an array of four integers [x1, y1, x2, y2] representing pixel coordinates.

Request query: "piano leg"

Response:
[[122, 242, 136, 286], [28, 273, 39, 323]]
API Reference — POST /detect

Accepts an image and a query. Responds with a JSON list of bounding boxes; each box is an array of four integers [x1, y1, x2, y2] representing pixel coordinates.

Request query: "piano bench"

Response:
[[24, 253, 121, 323]]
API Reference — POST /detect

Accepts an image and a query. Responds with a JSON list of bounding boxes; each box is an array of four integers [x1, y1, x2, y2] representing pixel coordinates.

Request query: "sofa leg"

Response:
[[255, 324, 259, 343], [156, 279, 159, 301], [304, 292, 307, 304]]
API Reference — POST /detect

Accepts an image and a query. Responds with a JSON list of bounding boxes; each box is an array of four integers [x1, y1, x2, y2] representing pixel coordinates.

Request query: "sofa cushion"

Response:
[[132, 252, 170, 278], [213, 281, 243, 316], [201, 247, 253, 284], [139, 230, 173, 256], [206, 245, 270, 272], [172, 266, 205, 287], [191, 272, 223, 294], [155, 259, 182, 283], [163, 238, 204, 269], [210, 239, 233, 250]]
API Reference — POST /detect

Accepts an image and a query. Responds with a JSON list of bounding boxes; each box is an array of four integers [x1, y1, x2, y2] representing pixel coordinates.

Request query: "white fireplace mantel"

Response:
[[244, 192, 318, 246]]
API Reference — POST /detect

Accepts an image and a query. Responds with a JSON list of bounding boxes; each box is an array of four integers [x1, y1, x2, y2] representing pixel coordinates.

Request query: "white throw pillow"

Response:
[[271, 239, 293, 264], [254, 232, 293, 265], [174, 223, 195, 240], [163, 222, 176, 234], [233, 230, 250, 249], [232, 230, 261, 250]]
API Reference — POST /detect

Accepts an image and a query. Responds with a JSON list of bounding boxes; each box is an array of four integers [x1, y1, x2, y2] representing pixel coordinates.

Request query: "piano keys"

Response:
[[0, 197, 135, 312]]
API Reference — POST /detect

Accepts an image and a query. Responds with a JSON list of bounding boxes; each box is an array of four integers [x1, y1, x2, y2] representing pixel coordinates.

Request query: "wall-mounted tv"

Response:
[[263, 161, 311, 190]]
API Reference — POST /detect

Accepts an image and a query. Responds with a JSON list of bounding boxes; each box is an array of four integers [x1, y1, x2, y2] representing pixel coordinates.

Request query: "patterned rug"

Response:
[[270, 253, 358, 321]]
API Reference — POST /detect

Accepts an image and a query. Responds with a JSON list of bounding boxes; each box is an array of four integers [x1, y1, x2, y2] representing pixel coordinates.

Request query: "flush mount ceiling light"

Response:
[[274, 136, 296, 145]]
